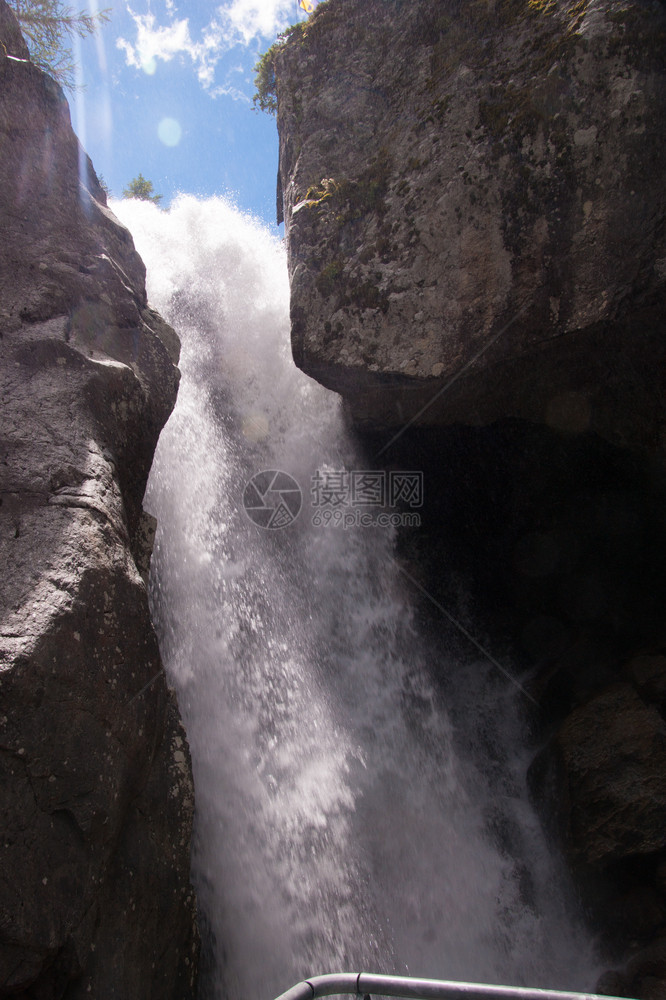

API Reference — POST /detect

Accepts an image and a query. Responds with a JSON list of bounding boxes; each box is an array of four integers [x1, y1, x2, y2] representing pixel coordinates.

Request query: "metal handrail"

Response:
[[273, 972, 630, 1000]]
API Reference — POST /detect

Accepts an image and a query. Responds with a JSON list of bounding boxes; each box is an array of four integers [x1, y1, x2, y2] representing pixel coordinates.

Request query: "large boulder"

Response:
[[275, 0, 666, 448], [530, 679, 666, 995], [0, 3, 197, 996], [533, 684, 666, 867]]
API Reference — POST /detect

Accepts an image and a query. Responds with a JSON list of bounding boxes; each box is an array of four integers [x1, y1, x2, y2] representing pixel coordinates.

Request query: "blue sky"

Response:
[[71, 0, 316, 227]]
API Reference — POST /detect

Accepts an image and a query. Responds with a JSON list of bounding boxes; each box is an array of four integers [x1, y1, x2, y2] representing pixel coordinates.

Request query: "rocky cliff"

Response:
[[275, 0, 666, 993], [0, 4, 198, 997], [276, 0, 666, 451]]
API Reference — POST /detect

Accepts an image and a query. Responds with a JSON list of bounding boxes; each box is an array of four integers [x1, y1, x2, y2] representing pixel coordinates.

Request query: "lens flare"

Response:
[[158, 117, 182, 147]]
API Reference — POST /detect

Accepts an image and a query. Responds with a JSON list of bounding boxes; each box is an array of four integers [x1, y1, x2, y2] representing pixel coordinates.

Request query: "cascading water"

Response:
[[113, 196, 600, 1000]]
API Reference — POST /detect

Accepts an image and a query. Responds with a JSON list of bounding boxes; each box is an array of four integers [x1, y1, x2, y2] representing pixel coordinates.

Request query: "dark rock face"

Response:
[[276, 0, 666, 990], [276, 0, 666, 451], [542, 684, 666, 866], [0, 3, 197, 996], [368, 420, 666, 992]]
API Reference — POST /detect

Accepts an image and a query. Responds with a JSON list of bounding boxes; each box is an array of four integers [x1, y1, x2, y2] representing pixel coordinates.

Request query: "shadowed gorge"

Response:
[[2, 0, 666, 997]]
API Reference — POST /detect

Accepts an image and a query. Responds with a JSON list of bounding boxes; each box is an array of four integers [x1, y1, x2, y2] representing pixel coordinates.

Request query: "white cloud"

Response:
[[221, 0, 296, 46], [209, 83, 252, 103], [116, 11, 203, 73], [116, 0, 304, 91]]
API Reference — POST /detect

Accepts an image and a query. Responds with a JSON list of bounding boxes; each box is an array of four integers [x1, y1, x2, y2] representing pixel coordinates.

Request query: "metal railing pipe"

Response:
[[272, 972, 632, 1000], [276, 974, 361, 1000]]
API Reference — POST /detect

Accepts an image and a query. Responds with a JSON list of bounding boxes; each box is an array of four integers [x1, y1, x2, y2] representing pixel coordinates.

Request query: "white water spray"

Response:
[[113, 196, 599, 1000]]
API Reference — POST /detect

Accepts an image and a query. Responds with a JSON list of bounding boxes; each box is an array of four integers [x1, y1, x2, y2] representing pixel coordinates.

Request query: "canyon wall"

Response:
[[0, 4, 198, 997], [276, 0, 665, 451], [275, 0, 666, 993]]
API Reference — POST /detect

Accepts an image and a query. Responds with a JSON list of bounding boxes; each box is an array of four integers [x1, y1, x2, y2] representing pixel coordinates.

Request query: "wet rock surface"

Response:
[[0, 3, 198, 996]]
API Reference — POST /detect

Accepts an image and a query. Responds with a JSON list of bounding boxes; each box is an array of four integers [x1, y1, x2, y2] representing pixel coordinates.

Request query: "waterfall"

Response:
[[112, 196, 600, 1000]]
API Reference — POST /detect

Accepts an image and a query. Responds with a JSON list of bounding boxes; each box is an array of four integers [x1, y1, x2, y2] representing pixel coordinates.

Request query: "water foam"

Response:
[[112, 196, 600, 1000]]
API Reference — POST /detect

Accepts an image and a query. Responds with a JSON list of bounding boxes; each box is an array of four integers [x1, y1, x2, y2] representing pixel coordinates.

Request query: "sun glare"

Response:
[[158, 117, 183, 147]]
